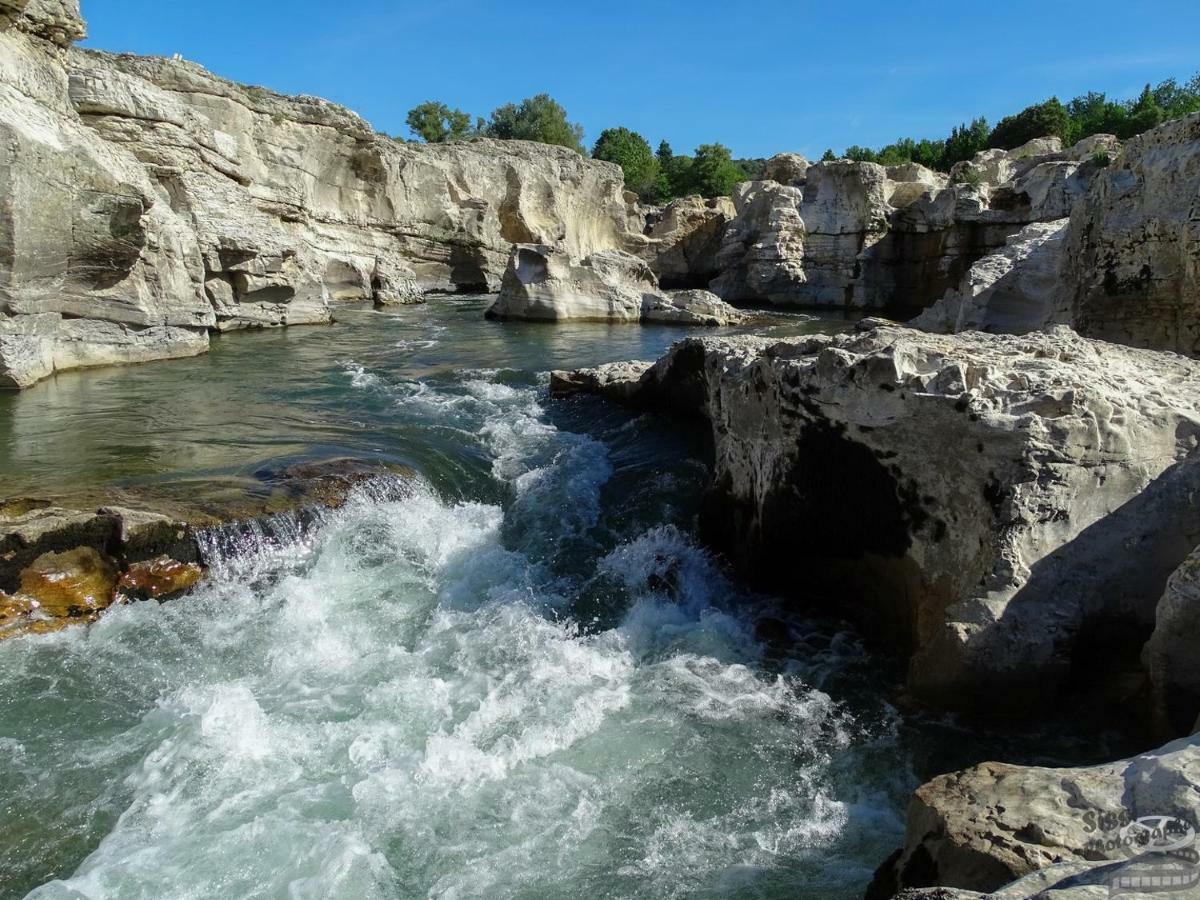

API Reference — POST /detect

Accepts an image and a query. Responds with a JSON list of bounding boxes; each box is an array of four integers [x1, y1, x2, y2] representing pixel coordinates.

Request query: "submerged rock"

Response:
[[18, 546, 118, 618], [115, 555, 203, 602], [486, 245, 744, 325], [555, 324, 1200, 712]]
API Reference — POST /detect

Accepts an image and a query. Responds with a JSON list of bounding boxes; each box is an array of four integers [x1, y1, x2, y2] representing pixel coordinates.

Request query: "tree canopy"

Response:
[[592, 128, 659, 199], [484, 94, 585, 154], [825, 71, 1199, 171], [405, 101, 475, 143]]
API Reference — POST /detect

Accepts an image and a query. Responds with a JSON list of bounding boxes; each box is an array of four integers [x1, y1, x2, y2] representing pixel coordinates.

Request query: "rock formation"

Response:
[[875, 734, 1200, 898], [1146, 546, 1200, 736], [913, 115, 1200, 358], [0, 458, 412, 637], [0, 0, 645, 387], [911, 220, 1069, 335], [639, 195, 735, 288], [1063, 112, 1200, 355], [711, 138, 1113, 313], [552, 323, 1200, 712], [485, 245, 744, 325]]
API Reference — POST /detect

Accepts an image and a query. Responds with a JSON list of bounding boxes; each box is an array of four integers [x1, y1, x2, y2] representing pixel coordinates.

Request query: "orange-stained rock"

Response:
[[115, 556, 203, 602], [18, 548, 119, 618]]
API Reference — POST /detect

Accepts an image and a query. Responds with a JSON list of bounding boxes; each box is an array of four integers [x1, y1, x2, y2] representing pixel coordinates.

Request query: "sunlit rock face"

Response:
[[711, 137, 1114, 313], [1063, 112, 1200, 355], [552, 322, 1200, 713], [0, 1, 644, 386], [487, 245, 744, 325], [874, 733, 1200, 898]]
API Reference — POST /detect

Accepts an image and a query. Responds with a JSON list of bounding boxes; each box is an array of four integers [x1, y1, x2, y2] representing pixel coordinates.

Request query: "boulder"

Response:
[[911, 219, 1069, 335], [554, 324, 1200, 712], [1063, 112, 1200, 355], [642, 290, 745, 326], [877, 735, 1200, 897], [486, 245, 744, 325], [549, 360, 654, 400], [19, 546, 118, 618], [763, 152, 810, 186], [1146, 546, 1200, 736], [0, 457, 414, 637], [640, 195, 735, 287]]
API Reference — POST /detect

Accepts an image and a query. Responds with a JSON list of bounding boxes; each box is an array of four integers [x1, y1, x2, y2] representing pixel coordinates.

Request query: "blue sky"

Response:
[[81, 0, 1200, 159]]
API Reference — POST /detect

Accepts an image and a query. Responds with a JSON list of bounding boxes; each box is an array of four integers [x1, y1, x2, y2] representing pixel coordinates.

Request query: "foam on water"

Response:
[[2, 366, 911, 899]]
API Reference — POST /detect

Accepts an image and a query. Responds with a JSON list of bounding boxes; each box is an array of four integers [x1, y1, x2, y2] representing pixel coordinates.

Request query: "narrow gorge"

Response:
[[2, 1, 1199, 899]]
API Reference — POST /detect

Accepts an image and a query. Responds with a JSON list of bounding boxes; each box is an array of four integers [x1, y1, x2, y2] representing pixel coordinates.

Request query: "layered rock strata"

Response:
[[0, 0, 644, 386]]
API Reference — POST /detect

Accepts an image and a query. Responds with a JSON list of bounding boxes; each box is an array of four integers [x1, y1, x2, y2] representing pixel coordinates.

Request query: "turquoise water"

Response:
[[0, 300, 917, 899]]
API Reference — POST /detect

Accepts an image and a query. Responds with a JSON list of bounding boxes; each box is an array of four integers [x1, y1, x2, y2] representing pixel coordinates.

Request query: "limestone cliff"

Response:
[[553, 323, 1200, 713], [0, 0, 642, 387], [712, 139, 1112, 312]]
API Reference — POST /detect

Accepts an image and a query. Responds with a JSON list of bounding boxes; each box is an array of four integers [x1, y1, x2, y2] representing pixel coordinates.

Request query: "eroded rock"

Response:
[[486, 245, 744, 325], [1146, 547, 1200, 736], [556, 324, 1200, 712], [878, 735, 1200, 896]]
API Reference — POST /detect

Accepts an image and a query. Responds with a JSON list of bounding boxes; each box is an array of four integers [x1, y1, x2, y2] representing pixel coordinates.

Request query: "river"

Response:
[[0, 299, 974, 898]]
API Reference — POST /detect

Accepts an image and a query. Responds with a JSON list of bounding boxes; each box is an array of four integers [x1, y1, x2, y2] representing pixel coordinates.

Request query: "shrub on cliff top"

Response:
[[485, 94, 585, 154]]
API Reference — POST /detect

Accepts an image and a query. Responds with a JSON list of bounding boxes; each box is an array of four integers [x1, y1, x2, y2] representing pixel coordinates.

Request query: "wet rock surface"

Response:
[[0, 457, 413, 637]]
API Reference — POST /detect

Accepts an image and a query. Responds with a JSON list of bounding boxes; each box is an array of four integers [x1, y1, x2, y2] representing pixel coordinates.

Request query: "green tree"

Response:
[[1124, 84, 1165, 137], [691, 143, 746, 197], [844, 145, 879, 163], [592, 127, 660, 199], [485, 94, 585, 153], [987, 98, 1071, 150], [821, 148, 837, 162], [941, 117, 990, 168], [406, 101, 475, 143]]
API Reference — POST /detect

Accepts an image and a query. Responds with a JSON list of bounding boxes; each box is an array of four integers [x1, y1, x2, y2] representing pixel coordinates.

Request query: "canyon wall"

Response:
[[708, 137, 1112, 312], [0, 0, 642, 387]]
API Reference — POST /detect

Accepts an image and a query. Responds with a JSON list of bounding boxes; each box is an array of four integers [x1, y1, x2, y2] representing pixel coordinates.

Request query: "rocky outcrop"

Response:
[[555, 323, 1200, 712], [0, 457, 413, 637], [0, 2, 644, 387], [485, 245, 744, 325], [876, 735, 1200, 897], [640, 195, 735, 288], [711, 137, 1114, 312], [763, 152, 810, 186], [1063, 112, 1200, 355], [1146, 547, 1200, 736], [911, 219, 1069, 335]]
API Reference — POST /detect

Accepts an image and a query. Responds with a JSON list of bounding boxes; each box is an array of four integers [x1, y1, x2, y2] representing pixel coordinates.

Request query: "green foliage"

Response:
[[1091, 149, 1112, 167], [406, 101, 475, 143], [987, 97, 1071, 150], [821, 148, 837, 162], [825, 69, 1199, 173], [692, 143, 747, 198], [592, 127, 660, 200], [942, 118, 991, 168], [735, 157, 768, 181], [484, 93, 585, 153]]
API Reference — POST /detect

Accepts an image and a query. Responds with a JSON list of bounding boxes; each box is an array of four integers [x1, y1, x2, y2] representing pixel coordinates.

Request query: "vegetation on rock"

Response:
[[830, 72, 1200, 169]]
